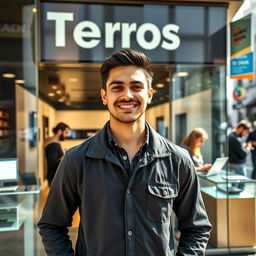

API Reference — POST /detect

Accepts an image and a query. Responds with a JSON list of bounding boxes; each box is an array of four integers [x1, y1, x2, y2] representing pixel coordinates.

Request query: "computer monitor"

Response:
[[0, 158, 19, 186]]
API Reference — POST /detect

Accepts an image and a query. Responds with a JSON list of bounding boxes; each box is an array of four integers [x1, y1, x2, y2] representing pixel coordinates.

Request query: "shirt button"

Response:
[[123, 156, 128, 160], [163, 190, 168, 196], [128, 230, 133, 236]]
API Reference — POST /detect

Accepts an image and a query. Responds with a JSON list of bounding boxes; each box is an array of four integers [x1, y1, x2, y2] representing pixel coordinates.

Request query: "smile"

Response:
[[119, 104, 136, 109]]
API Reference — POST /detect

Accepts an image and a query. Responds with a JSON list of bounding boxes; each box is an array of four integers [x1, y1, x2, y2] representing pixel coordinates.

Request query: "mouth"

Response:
[[116, 101, 139, 111]]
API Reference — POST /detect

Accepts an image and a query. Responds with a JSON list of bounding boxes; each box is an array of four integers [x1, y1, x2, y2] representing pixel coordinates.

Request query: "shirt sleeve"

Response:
[[173, 152, 212, 256], [38, 152, 79, 256]]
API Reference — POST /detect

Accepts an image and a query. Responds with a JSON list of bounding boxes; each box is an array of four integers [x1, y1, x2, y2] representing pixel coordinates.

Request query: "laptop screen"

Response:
[[0, 158, 19, 182]]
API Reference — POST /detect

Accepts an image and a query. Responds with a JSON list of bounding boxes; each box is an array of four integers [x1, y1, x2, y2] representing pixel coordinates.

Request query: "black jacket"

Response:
[[38, 122, 212, 256], [228, 132, 248, 164]]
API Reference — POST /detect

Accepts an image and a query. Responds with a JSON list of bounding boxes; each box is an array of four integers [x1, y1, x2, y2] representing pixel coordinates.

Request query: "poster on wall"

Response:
[[230, 14, 254, 80]]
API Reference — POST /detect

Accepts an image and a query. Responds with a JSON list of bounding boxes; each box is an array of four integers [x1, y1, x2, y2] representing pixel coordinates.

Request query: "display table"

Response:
[[199, 174, 256, 248], [0, 185, 41, 256]]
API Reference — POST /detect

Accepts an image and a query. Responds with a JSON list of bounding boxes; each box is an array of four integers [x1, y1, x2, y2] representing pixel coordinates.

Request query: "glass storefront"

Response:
[[0, 0, 255, 255]]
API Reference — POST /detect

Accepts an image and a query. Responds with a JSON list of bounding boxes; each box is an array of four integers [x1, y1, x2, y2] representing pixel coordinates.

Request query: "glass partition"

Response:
[[0, 0, 40, 255]]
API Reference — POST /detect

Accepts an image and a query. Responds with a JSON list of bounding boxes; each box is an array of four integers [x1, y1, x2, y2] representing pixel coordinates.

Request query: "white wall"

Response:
[[16, 85, 38, 176], [171, 89, 212, 162], [38, 99, 56, 188], [56, 110, 109, 150]]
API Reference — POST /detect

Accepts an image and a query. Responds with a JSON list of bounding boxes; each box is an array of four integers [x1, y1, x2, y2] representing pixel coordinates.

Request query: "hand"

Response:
[[203, 163, 212, 171], [197, 164, 212, 172], [245, 142, 253, 150]]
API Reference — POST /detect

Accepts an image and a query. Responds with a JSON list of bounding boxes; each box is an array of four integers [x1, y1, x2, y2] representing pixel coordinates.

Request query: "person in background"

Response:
[[38, 49, 211, 256], [246, 121, 256, 179], [180, 127, 212, 172], [44, 122, 70, 187], [228, 120, 252, 189]]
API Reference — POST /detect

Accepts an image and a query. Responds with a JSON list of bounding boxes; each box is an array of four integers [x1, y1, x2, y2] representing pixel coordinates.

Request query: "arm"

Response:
[[173, 153, 212, 256], [38, 152, 79, 256]]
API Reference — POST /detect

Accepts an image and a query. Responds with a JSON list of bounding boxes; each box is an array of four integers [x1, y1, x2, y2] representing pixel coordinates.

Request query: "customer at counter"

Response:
[[180, 127, 212, 173], [228, 120, 252, 189]]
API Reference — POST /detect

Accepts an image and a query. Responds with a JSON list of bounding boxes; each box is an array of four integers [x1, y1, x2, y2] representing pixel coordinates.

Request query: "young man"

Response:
[[44, 122, 70, 186], [38, 49, 211, 256], [228, 120, 252, 188]]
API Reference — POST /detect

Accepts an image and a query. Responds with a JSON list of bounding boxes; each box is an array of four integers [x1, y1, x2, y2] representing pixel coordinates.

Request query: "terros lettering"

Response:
[[47, 12, 180, 50]]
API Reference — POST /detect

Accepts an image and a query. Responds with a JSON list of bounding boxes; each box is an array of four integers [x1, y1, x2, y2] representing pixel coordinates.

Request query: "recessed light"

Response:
[[58, 98, 65, 102], [51, 85, 58, 90], [2, 73, 16, 78], [69, 78, 78, 82], [177, 72, 189, 77], [48, 92, 55, 97], [56, 90, 62, 95], [155, 83, 165, 88], [32, 8, 37, 13], [166, 77, 171, 82], [15, 79, 25, 84]]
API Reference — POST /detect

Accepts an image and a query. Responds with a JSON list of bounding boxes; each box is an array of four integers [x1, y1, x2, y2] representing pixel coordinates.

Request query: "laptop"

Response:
[[217, 184, 242, 194], [197, 157, 228, 177]]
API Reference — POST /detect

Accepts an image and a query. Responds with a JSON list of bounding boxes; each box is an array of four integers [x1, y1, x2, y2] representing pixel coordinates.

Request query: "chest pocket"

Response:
[[147, 182, 177, 223]]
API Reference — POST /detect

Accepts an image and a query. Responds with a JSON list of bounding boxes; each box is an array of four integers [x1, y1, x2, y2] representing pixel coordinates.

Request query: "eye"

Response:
[[132, 84, 143, 91], [111, 86, 123, 92]]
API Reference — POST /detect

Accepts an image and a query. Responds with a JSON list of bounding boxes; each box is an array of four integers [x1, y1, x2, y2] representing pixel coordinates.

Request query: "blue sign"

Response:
[[231, 51, 254, 78]]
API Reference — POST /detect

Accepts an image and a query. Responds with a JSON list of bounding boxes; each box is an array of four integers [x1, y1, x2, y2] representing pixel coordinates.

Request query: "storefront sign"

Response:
[[230, 14, 254, 79], [47, 12, 180, 51], [40, 2, 226, 64]]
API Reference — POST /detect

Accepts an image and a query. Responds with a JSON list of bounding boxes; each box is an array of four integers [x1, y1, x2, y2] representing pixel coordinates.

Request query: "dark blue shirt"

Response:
[[107, 123, 149, 176]]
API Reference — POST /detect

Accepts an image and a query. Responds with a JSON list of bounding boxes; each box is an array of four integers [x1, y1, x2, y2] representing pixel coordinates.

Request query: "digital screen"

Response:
[[0, 159, 18, 181]]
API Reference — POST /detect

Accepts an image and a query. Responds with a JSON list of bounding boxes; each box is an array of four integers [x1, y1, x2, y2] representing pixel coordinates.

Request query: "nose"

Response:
[[121, 88, 134, 100]]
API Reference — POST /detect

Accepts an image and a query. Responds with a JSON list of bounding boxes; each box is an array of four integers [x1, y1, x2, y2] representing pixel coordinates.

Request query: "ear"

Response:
[[147, 88, 153, 104], [101, 89, 107, 105]]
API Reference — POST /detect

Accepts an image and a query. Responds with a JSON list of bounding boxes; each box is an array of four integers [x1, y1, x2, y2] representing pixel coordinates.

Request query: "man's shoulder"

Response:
[[65, 135, 96, 160], [151, 130, 190, 161]]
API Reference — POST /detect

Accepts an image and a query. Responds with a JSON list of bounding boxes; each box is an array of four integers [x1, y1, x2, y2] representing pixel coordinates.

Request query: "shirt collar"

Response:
[[106, 122, 149, 149]]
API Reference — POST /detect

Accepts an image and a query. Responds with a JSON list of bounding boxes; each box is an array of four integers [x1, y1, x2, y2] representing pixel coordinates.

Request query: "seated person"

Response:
[[180, 127, 212, 172]]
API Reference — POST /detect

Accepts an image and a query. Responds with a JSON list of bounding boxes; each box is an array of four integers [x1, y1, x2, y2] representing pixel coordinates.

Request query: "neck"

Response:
[[109, 118, 146, 148]]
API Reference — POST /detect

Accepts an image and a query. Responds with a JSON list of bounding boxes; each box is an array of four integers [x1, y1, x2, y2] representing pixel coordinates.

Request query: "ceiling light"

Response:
[[177, 72, 189, 77], [32, 8, 37, 13], [48, 92, 55, 97], [51, 85, 58, 90], [56, 90, 62, 95], [155, 83, 165, 88], [172, 78, 176, 82], [2, 73, 16, 78], [69, 78, 78, 82], [15, 79, 25, 84], [166, 77, 171, 82], [58, 98, 65, 102]]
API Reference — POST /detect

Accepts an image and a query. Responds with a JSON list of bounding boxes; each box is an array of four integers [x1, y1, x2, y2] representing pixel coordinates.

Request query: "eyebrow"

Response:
[[108, 80, 143, 87]]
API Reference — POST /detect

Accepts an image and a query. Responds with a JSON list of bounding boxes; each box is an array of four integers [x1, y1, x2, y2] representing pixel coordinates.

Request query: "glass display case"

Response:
[[199, 171, 256, 249], [0, 185, 41, 256]]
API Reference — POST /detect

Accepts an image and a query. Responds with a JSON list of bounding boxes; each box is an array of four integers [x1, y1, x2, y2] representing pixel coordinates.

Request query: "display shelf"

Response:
[[200, 173, 256, 248]]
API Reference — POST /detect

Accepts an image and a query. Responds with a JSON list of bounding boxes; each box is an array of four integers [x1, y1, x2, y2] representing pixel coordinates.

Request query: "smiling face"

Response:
[[101, 65, 153, 125]]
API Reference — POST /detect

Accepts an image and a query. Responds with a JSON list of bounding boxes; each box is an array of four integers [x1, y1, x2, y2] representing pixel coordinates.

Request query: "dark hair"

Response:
[[237, 120, 251, 130], [100, 49, 153, 90], [52, 122, 70, 134]]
